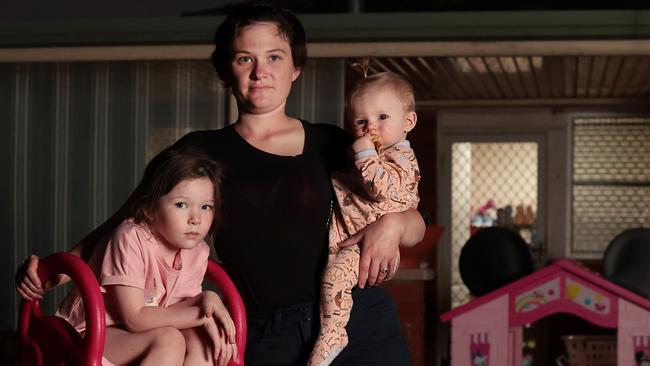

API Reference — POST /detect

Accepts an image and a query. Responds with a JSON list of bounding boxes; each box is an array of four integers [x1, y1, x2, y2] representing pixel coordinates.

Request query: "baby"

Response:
[[309, 71, 421, 366]]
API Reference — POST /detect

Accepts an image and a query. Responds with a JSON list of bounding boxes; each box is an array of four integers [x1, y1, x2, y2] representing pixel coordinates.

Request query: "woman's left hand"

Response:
[[338, 213, 402, 288]]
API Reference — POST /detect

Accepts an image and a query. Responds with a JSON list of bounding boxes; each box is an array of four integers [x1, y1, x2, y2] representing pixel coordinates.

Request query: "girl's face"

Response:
[[153, 177, 214, 253], [350, 86, 417, 147], [229, 22, 301, 115]]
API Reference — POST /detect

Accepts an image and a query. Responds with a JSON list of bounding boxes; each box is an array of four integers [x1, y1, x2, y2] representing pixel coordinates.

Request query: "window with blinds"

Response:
[[571, 117, 650, 255]]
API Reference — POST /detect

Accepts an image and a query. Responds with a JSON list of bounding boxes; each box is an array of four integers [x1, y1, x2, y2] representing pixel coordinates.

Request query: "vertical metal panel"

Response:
[[68, 62, 96, 244], [148, 61, 178, 158], [50, 63, 72, 307], [93, 62, 110, 227], [188, 62, 228, 131], [107, 61, 138, 213], [134, 61, 150, 183], [287, 58, 345, 126], [0, 63, 18, 329], [54, 63, 71, 254], [25, 63, 58, 312]]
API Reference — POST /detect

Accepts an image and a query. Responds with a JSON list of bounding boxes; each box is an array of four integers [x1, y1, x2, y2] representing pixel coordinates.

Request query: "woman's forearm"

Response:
[[396, 208, 425, 248]]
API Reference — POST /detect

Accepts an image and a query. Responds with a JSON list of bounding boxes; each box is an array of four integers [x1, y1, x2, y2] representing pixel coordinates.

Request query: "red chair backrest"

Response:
[[19, 253, 247, 366]]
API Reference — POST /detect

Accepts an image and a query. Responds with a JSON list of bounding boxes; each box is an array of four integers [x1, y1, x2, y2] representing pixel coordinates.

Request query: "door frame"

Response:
[[434, 108, 570, 364]]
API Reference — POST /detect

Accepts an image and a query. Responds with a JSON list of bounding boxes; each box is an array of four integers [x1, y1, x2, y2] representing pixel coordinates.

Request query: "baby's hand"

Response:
[[351, 134, 376, 154], [201, 290, 236, 344]]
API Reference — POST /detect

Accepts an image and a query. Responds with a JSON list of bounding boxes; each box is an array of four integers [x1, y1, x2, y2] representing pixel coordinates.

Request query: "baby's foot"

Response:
[[307, 325, 349, 366]]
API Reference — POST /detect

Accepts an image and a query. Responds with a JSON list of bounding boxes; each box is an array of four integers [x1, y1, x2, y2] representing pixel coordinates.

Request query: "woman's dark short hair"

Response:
[[210, 3, 307, 84]]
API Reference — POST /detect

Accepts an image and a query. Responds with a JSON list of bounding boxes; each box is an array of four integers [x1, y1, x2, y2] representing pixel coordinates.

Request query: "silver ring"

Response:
[[380, 267, 389, 274]]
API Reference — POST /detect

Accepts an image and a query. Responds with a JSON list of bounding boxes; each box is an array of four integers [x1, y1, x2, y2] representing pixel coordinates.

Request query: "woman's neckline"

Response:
[[228, 119, 307, 158]]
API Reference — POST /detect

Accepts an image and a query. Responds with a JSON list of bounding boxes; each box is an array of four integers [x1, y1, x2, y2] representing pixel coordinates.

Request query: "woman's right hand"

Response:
[[15, 255, 44, 300]]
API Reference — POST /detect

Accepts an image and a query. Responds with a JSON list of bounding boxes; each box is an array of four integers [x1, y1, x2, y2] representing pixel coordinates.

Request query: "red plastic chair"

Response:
[[19, 252, 247, 366]]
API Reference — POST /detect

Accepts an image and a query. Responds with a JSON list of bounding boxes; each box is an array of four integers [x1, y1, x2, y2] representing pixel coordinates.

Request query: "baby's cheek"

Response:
[[352, 127, 365, 138]]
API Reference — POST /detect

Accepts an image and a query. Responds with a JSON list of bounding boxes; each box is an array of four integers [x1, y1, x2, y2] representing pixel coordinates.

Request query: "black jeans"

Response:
[[244, 287, 410, 366]]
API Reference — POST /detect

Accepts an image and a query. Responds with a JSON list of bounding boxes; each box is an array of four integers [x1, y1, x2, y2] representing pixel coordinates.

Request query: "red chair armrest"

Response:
[[205, 260, 247, 366]]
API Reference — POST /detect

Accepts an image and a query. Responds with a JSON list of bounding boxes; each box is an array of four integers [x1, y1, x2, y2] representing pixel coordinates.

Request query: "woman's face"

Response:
[[229, 22, 301, 115]]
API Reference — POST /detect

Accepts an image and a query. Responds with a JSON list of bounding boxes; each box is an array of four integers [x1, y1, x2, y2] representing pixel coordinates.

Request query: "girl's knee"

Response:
[[152, 326, 186, 355], [182, 328, 214, 365], [182, 327, 204, 349]]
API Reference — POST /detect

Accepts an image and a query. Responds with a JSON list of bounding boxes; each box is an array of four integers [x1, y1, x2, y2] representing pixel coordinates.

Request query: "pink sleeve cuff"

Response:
[[100, 274, 145, 289]]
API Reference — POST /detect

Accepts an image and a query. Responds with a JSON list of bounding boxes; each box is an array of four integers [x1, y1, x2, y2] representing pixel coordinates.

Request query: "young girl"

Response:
[[309, 72, 421, 366], [35, 146, 236, 366]]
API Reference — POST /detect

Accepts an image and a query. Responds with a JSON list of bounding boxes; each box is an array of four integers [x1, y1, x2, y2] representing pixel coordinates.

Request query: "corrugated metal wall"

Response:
[[1, 58, 344, 330]]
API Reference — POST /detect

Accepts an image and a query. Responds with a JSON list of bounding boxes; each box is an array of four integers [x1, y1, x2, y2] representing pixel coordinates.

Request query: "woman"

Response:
[[17, 4, 425, 365]]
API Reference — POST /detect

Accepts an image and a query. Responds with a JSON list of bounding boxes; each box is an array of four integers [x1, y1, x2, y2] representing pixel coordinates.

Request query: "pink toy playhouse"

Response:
[[441, 259, 650, 365]]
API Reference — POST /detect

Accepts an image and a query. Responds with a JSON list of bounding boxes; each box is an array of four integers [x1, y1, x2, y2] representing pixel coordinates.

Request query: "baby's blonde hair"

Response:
[[349, 71, 416, 113]]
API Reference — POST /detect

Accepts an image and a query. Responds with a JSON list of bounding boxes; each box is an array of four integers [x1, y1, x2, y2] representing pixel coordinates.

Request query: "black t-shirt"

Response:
[[175, 120, 350, 314]]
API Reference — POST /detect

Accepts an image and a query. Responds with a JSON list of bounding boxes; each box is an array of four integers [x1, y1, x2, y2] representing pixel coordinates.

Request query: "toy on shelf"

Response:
[[471, 200, 497, 228]]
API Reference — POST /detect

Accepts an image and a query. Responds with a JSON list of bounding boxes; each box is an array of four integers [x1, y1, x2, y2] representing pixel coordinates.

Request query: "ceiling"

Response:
[[357, 55, 650, 106]]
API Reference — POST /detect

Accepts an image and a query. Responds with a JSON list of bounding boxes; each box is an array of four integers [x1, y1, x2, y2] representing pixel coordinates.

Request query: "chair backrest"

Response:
[[603, 228, 650, 299], [459, 227, 533, 296], [19, 253, 105, 366], [19, 254, 247, 366]]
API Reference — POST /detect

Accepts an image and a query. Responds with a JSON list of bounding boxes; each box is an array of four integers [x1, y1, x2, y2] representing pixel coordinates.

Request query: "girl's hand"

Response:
[[338, 213, 402, 288], [201, 290, 236, 344], [15, 255, 45, 300], [15, 255, 70, 300], [203, 317, 237, 366]]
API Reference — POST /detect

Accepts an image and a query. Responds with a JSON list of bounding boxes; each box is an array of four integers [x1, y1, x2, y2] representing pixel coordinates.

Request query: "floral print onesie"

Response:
[[309, 140, 420, 366]]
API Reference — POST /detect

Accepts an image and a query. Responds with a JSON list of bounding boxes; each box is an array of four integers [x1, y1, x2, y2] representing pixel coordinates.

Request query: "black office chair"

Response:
[[459, 227, 534, 296], [603, 228, 650, 299]]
